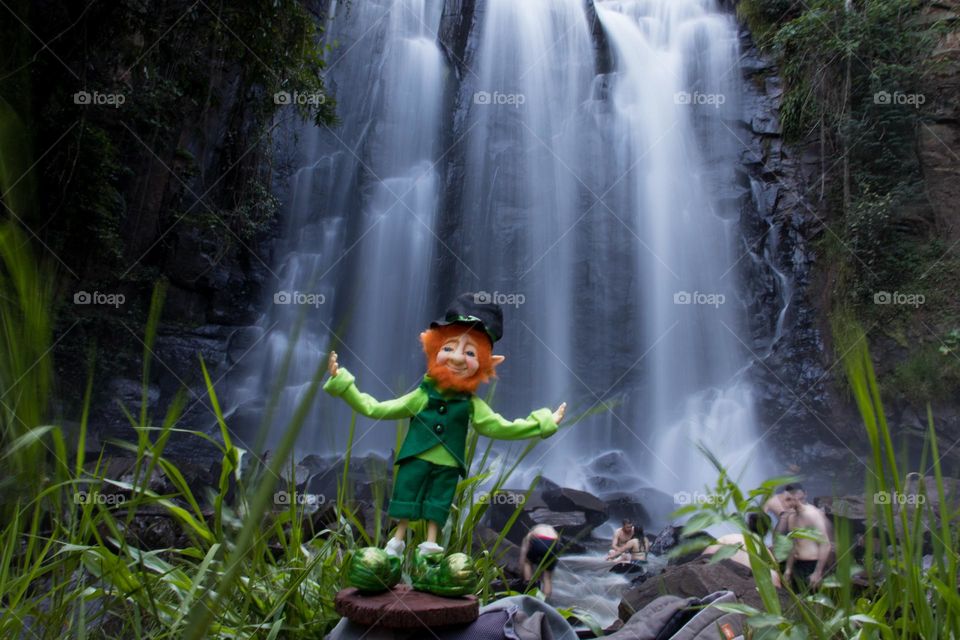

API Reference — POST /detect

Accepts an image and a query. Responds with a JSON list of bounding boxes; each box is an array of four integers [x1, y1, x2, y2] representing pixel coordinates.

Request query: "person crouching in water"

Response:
[[607, 519, 649, 562], [520, 524, 561, 599]]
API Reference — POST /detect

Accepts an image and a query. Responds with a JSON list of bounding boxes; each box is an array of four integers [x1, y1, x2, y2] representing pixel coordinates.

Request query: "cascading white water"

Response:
[[589, 0, 773, 495], [452, 0, 594, 454], [237, 0, 773, 510], [231, 0, 447, 455]]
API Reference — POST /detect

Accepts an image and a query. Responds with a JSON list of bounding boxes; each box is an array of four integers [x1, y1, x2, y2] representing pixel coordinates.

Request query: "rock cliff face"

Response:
[[918, 0, 960, 243], [731, 0, 960, 485], [45, 0, 336, 454], [732, 29, 863, 488]]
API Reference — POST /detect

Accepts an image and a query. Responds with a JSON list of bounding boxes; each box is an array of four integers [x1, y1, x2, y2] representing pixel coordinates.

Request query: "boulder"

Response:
[[305, 454, 393, 504], [649, 525, 712, 565], [603, 488, 678, 530], [815, 476, 960, 544], [485, 489, 546, 545], [543, 487, 608, 526], [603, 492, 651, 526], [226, 326, 265, 365], [588, 451, 634, 477], [618, 557, 789, 621]]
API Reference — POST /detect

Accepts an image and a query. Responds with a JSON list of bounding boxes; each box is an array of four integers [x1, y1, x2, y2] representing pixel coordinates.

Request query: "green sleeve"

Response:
[[469, 397, 558, 440], [323, 367, 427, 420]]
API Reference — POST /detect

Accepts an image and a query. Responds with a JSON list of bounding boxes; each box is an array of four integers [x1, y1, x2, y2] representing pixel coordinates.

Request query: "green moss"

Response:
[[1, 0, 339, 288], [750, 0, 958, 404], [888, 342, 960, 403]]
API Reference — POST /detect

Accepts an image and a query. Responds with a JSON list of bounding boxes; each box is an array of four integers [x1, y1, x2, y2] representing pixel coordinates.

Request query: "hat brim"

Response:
[[430, 315, 496, 345]]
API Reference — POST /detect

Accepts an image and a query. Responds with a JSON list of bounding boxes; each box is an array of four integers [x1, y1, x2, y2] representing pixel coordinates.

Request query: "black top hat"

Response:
[[430, 292, 503, 345]]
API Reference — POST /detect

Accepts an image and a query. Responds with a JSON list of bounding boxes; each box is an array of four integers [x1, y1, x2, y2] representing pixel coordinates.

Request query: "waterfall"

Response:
[[234, 0, 774, 502], [589, 0, 773, 496], [231, 0, 447, 455]]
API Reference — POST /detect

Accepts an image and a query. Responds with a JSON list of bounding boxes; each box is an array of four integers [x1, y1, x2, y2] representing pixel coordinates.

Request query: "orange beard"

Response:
[[421, 325, 497, 394]]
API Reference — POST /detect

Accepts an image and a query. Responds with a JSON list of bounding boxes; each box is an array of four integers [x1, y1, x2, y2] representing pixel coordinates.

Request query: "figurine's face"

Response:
[[435, 332, 480, 379]]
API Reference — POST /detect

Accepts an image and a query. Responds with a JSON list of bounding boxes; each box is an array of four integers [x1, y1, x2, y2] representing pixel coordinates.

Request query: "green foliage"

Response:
[[0, 0, 338, 281], [748, 0, 959, 403], [889, 340, 960, 404], [736, 0, 803, 47], [0, 103, 55, 503]]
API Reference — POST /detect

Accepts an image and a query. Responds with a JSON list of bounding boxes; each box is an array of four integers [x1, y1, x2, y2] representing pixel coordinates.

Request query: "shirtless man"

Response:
[[763, 488, 789, 532], [781, 485, 831, 589], [606, 519, 648, 561]]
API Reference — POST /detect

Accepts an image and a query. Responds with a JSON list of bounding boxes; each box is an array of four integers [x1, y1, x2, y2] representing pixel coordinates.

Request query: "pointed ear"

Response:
[[491, 355, 505, 367], [420, 330, 430, 345]]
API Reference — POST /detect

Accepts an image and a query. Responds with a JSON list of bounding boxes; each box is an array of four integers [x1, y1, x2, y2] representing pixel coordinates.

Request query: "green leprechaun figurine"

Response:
[[325, 292, 566, 596]]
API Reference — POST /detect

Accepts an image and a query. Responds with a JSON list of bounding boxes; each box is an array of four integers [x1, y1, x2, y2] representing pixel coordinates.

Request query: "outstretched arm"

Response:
[[324, 351, 426, 420], [470, 397, 564, 440]]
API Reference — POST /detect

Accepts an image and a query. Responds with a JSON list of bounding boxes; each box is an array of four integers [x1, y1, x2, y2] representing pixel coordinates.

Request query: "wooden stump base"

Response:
[[334, 585, 479, 629]]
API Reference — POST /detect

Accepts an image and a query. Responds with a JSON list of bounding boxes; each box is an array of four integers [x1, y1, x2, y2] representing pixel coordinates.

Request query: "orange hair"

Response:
[[420, 324, 498, 393]]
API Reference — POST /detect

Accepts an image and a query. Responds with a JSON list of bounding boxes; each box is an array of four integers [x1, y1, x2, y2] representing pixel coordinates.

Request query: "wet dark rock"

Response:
[[439, 0, 478, 78], [618, 557, 791, 622], [543, 487, 609, 526], [304, 453, 393, 504], [735, 25, 852, 473], [585, 0, 613, 74], [279, 463, 311, 488], [603, 488, 676, 530], [227, 326, 265, 365], [485, 485, 605, 548], [588, 451, 634, 477], [587, 474, 645, 496], [648, 525, 712, 565], [815, 476, 960, 540], [472, 524, 523, 578]]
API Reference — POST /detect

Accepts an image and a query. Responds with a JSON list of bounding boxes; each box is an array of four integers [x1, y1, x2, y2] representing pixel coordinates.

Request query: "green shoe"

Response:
[[346, 547, 402, 593], [411, 549, 479, 597]]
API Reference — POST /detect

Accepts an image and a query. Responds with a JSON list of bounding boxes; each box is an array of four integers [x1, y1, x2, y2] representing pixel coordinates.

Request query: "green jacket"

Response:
[[323, 367, 558, 476]]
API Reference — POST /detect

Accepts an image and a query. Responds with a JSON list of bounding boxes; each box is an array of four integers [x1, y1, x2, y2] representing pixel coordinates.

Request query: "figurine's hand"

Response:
[[552, 402, 567, 425], [327, 350, 339, 377]]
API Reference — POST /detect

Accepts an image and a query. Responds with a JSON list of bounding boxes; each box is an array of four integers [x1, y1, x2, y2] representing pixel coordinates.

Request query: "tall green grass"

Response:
[[0, 224, 571, 638]]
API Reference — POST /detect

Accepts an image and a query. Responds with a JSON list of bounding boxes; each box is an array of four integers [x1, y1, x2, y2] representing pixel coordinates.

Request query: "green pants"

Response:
[[388, 457, 460, 525]]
